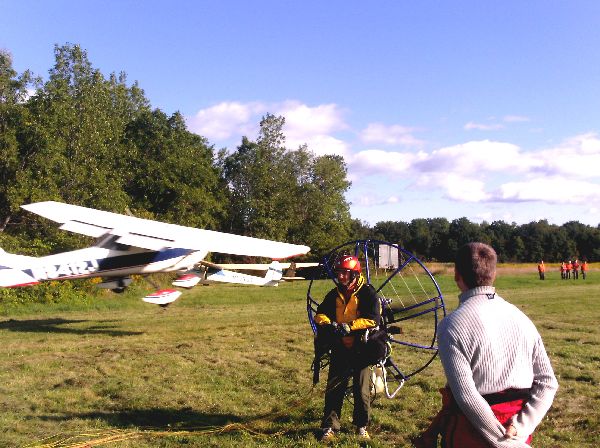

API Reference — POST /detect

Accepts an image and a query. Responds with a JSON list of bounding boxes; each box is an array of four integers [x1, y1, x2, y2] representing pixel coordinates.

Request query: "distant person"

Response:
[[572, 259, 580, 280], [566, 260, 572, 279], [413, 242, 558, 448], [560, 262, 566, 280], [581, 260, 588, 280], [314, 253, 386, 442], [537, 261, 545, 280]]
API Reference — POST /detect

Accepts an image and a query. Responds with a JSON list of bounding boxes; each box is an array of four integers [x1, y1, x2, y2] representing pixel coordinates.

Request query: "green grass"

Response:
[[0, 272, 599, 447]]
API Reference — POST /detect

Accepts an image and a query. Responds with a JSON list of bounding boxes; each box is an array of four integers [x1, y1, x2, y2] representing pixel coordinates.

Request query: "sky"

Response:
[[2, 1, 600, 227]]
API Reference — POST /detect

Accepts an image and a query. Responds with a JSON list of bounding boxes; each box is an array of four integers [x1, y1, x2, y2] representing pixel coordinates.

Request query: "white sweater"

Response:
[[438, 286, 558, 448]]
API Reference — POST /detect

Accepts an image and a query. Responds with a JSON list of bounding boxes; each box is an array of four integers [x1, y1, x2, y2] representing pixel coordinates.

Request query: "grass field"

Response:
[[0, 268, 599, 447]]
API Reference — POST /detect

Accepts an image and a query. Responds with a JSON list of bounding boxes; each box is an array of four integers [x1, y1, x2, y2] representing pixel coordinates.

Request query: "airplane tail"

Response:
[[263, 261, 283, 286], [0, 249, 40, 287]]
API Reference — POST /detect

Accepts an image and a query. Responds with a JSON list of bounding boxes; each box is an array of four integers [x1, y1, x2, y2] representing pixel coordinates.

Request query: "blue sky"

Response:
[[3, 1, 600, 226]]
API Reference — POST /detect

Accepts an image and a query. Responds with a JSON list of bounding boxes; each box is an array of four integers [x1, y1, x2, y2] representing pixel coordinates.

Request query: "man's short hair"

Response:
[[455, 242, 497, 289]]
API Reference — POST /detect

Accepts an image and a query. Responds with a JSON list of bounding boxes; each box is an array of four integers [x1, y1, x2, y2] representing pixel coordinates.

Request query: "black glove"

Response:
[[332, 322, 351, 336]]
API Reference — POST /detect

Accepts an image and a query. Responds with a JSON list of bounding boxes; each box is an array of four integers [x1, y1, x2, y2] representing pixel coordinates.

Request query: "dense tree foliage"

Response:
[[123, 109, 226, 229], [366, 217, 600, 262], [0, 49, 37, 231], [221, 114, 352, 255]]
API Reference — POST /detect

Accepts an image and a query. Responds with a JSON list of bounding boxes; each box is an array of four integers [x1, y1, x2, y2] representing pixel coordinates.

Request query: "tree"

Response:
[[350, 219, 374, 240], [222, 114, 292, 240], [9, 44, 153, 220], [447, 217, 486, 256], [428, 217, 450, 261], [124, 109, 225, 229], [222, 114, 352, 255], [0, 50, 37, 230], [373, 221, 410, 247], [291, 153, 352, 255], [409, 218, 432, 259]]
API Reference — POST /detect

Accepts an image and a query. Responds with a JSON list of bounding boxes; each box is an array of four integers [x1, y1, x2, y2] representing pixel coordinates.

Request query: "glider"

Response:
[[0, 201, 310, 305]]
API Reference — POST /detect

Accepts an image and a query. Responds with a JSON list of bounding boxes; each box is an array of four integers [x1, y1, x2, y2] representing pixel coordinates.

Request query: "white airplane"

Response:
[[0, 201, 311, 305], [172, 260, 284, 288], [206, 260, 319, 281]]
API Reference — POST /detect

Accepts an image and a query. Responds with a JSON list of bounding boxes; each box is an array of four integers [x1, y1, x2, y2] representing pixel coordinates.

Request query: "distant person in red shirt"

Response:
[[572, 260, 580, 279], [581, 261, 588, 280], [566, 261, 572, 279], [560, 262, 566, 280], [537, 261, 545, 280]]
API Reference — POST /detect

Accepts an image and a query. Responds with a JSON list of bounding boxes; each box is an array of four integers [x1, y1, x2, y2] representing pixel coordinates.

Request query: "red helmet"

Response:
[[334, 254, 361, 273]]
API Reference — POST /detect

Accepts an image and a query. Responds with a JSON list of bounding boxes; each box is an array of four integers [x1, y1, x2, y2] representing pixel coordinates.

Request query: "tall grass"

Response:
[[0, 270, 598, 447]]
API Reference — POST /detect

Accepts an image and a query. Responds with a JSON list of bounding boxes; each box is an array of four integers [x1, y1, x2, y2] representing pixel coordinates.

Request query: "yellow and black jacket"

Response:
[[315, 275, 381, 348]]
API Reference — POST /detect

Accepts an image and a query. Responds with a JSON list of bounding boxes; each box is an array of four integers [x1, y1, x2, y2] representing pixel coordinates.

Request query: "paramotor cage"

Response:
[[307, 239, 446, 398]]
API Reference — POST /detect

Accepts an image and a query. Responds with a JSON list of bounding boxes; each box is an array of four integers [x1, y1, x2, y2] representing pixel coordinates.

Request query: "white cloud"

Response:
[[274, 101, 350, 157], [416, 140, 535, 174], [349, 149, 426, 174], [186, 100, 349, 156], [495, 176, 600, 204], [464, 121, 504, 131], [360, 123, 424, 146], [475, 211, 493, 222], [503, 115, 530, 123], [417, 173, 491, 202], [276, 101, 347, 137], [532, 133, 600, 179], [290, 134, 350, 157], [186, 101, 266, 140], [353, 194, 401, 206]]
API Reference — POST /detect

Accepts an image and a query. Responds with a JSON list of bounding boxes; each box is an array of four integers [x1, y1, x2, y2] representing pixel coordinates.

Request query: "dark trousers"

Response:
[[321, 344, 371, 430]]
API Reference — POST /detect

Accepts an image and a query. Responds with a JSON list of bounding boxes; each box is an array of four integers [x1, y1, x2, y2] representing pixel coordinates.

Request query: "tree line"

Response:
[[1, 44, 599, 266], [350, 217, 600, 263]]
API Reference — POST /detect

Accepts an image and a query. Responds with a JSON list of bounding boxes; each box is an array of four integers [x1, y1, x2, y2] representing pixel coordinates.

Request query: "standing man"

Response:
[[537, 261, 545, 280], [413, 242, 558, 448], [581, 260, 588, 280], [314, 253, 385, 442], [572, 259, 580, 280]]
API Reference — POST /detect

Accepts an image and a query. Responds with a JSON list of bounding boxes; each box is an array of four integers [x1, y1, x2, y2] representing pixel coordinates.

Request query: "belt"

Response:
[[482, 388, 530, 406]]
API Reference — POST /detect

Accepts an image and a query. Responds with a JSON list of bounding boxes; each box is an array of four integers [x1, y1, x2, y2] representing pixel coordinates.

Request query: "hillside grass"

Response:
[[0, 268, 598, 447]]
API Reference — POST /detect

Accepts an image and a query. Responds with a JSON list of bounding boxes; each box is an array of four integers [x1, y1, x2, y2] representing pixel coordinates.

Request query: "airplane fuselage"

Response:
[[0, 245, 208, 287]]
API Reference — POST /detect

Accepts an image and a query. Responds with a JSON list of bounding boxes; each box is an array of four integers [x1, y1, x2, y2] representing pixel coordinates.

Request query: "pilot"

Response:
[[314, 253, 385, 442]]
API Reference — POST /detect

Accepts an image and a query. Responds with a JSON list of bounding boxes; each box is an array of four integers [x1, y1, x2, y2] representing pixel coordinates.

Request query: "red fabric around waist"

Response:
[[441, 387, 532, 448], [413, 387, 532, 448]]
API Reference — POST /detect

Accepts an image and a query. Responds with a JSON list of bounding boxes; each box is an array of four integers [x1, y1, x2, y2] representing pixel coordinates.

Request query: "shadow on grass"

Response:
[[36, 407, 242, 429], [35, 406, 319, 439], [0, 318, 143, 336]]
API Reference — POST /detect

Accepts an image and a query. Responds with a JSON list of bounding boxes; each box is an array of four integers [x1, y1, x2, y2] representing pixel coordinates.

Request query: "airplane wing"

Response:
[[212, 262, 319, 270], [21, 201, 310, 259]]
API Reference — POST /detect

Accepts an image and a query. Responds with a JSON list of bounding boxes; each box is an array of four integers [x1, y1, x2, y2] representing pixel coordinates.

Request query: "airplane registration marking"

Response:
[[30, 259, 100, 280]]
